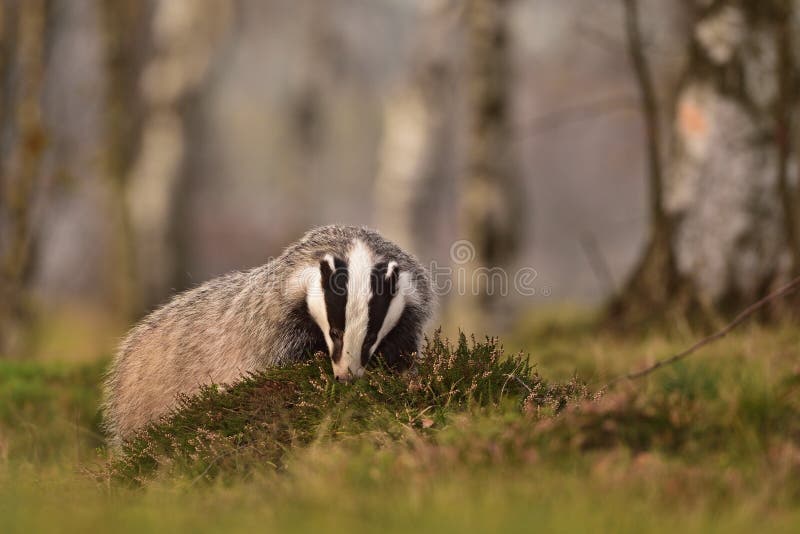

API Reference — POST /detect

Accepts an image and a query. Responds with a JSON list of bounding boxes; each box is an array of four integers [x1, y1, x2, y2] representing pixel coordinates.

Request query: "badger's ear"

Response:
[[385, 261, 399, 295], [320, 255, 347, 294], [319, 254, 336, 283]]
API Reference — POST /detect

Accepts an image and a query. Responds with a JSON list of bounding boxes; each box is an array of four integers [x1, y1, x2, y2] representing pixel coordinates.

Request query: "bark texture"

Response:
[[615, 0, 800, 324], [458, 0, 523, 334], [374, 1, 459, 262], [668, 2, 795, 306], [0, 0, 50, 356], [100, 0, 235, 317], [133, 0, 235, 305], [98, 0, 152, 322]]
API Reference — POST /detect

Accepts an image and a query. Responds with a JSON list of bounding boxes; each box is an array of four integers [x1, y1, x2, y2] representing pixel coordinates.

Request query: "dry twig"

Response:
[[604, 275, 800, 389]]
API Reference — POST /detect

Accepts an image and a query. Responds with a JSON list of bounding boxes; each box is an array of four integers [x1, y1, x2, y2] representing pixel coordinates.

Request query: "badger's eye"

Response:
[[329, 329, 343, 341]]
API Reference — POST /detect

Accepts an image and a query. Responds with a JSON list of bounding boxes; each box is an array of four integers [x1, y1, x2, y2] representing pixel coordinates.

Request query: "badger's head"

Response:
[[306, 240, 411, 382]]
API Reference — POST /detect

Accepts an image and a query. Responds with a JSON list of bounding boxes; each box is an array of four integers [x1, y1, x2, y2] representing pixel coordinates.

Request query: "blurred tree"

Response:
[[457, 0, 523, 334], [374, 0, 460, 262], [98, 0, 152, 322], [100, 0, 235, 317], [0, 0, 50, 356], [613, 0, 800, 324], [135, 0, 236, 304], [288, 1, 335, 229]]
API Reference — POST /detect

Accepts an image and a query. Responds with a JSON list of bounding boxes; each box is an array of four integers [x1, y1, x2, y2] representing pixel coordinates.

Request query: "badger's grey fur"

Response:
[[102, 225, 433, 444]]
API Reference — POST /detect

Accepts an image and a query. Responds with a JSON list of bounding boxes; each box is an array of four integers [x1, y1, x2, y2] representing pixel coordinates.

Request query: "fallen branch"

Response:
[[603, 275, 800, 390]]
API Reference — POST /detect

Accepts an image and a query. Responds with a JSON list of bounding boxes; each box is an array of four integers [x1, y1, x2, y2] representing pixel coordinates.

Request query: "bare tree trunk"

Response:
[[457, 0, 522, 334], [98, 0, 152, 322], [164, 1, 239, 296], [609, 0, 698, 325], [776, 5, 800, 274], [374, 1, 459, 261], [374, 83, 434, 251], [0, 0, 49, 356], [101, 0, 235, 315], [613, 0, 800, 325], [288, 2, 331, 220]]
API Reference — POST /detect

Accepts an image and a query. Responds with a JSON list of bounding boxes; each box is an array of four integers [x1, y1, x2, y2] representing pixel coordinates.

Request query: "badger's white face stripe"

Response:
[[338, 240, 373, 378], [369, 270, 412, 355], [304, 267, 333, 354], [305, 239, 413, 381]]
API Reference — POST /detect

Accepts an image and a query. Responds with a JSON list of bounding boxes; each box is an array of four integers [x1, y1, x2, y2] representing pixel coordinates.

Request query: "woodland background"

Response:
[[1, 1, 800, 532], [6, 0, 799, 360]]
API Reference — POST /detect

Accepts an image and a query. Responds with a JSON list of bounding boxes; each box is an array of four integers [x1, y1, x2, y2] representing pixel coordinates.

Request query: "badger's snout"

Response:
[[333, 366, 365, 383], [306, 235, 426, 390], [334, 373, 352, 384]]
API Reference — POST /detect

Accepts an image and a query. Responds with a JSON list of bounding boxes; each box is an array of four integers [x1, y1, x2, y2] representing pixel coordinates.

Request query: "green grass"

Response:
[[1, 317, 799, 533], [0, 358, 106, 464]]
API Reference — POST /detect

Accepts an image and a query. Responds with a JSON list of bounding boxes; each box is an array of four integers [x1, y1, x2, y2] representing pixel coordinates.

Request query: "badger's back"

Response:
[[102, 225, 433, 444], [102, 263, 325, 442]]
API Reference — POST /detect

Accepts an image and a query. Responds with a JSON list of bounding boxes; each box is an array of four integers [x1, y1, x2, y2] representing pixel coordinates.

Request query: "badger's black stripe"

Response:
[[288, 299, 328, 361], [320, 257, 348, 363], [370, 306, 420, 370], [361, 261, 398, 367]]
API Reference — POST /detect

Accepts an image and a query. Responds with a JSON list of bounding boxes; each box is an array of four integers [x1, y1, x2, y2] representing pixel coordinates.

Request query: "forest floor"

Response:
[[1, 309, 799, 533]]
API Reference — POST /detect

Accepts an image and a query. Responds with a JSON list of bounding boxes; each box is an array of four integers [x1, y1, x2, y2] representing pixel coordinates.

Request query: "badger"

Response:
[[102, 225, 434, 444]]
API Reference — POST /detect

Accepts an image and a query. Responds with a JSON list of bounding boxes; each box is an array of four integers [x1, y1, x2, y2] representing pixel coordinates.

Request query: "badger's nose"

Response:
[[334, 374, 352, 384]]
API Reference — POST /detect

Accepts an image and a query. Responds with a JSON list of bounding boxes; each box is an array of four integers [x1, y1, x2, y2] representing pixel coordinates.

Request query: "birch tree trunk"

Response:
[[101, 0, 234, 316], [98, 0, 152, 322], [374, 1, 459, 262], [457, 0, 523, 334], [614, 0, 800, 323], [136, 0, 235, 303], [0, 0, 49, 356]]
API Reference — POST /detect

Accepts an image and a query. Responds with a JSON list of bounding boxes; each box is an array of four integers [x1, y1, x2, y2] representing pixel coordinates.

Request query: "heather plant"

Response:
[[107, 332, 587, 485]]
